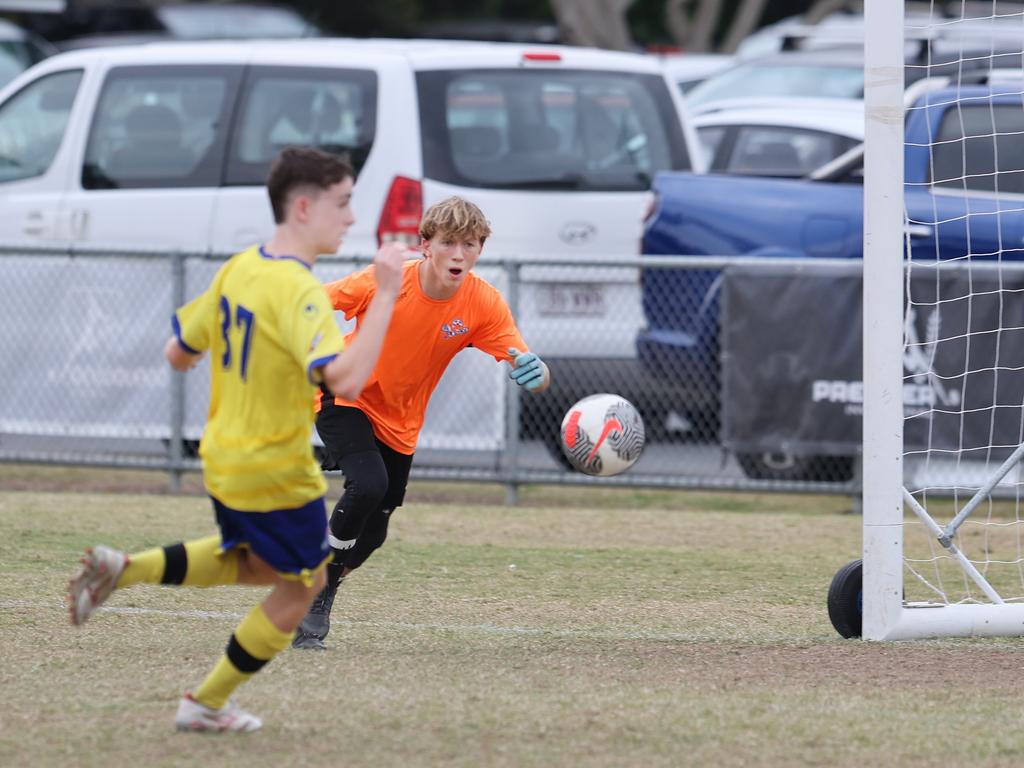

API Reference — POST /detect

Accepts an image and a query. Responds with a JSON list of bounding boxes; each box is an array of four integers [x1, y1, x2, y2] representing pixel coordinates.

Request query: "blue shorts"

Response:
[[211, 495, 331, 586]]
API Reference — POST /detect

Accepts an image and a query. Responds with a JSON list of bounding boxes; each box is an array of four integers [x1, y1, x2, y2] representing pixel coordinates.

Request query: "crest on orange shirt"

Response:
[[441, 319, 469, 339]]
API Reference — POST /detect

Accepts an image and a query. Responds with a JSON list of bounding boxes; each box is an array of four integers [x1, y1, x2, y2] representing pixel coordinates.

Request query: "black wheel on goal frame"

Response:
[[827, 558, 863, 639]]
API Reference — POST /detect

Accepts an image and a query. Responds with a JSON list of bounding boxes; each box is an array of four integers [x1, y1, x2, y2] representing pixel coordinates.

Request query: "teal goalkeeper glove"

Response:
[[507, 347, 546, 391]]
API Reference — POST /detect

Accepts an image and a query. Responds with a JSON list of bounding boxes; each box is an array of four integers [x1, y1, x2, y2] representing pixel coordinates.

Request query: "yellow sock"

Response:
[[117, 547, 166, 588], [193, 604, 295, 709], [116, 535, 239, 588]]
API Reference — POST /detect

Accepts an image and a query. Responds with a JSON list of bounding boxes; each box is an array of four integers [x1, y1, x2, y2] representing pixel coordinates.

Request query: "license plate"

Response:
[[535, 284, 606, 316]]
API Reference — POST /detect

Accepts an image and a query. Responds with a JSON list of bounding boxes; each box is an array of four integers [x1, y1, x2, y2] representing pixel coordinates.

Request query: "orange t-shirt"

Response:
[[320, 259, 527, 454]]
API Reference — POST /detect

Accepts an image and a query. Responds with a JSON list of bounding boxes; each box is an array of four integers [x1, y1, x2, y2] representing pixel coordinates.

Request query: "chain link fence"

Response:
[[0, 244, 864, 501]]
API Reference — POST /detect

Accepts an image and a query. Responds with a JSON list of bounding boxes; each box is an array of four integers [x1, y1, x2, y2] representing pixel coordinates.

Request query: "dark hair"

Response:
[[266, 146, 354, 224]]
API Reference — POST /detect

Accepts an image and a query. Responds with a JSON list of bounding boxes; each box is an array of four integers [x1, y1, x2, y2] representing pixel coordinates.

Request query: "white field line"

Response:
[[1, 599, 694, 642]]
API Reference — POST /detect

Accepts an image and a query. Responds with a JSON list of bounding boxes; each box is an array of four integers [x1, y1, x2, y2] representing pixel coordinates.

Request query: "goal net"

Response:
[[861, 0, 1024, 639]]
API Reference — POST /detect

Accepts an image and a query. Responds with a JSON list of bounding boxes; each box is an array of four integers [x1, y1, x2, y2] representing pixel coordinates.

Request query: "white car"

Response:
[[738, 9, 1024, 61], [684, 50, 865, 112], [690, 98, 863, 177], [0, 18, 55, 89], [0, 37, 701, 447], [657, 53, 733, 95]]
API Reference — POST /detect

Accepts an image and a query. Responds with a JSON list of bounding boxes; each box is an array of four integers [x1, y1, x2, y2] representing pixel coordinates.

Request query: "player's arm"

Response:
[[324, 264, 375, 316], [167, 290, 214, 372], [320, 242, 409, 399], [164, 336, 204, 371], [474, 290, 551, 394]]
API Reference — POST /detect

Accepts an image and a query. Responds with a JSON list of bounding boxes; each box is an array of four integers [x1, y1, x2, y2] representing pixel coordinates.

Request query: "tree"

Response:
[[550, 0, 785, 53], [665, 0, 721, 52], [805, 0, 862, 23], [282, 0, 821, 52], [719, 0, 770, 52], [549, 0, 635, 50]]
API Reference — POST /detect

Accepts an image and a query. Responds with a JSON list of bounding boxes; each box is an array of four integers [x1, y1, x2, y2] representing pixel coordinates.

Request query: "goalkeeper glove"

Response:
[[507, 347, 546, 391]]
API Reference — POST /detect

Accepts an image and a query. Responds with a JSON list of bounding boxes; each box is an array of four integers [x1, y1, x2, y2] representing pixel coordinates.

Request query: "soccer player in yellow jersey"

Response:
[[66, 146, 409, 733]]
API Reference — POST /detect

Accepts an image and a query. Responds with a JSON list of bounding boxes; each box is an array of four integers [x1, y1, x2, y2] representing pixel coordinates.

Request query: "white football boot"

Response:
[[67, 545, 127, 626], [175, 693, 263, 733]]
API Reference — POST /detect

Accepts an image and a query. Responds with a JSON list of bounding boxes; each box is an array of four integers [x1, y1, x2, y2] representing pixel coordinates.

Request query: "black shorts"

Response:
[[316, 401, 414, 509]]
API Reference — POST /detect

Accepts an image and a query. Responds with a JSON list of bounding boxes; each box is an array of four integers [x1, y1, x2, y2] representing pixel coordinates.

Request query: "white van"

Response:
[[0, 38, 699, 448]]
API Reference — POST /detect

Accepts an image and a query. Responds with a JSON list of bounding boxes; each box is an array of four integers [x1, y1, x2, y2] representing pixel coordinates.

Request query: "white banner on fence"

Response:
[[0, 256, 506, 450]]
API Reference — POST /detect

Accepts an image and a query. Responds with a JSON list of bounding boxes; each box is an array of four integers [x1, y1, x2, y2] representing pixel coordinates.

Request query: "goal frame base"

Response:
[[868, 603, 1024, 641]]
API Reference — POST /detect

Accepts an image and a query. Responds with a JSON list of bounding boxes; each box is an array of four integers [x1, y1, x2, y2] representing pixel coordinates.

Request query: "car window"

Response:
[[225, 66, 376, 186], [932, 103, 1024, 194], [695, 125, 727, 167], [0, 69, 82, 183], [686, 64, 864, 110], [724, 126, 852, 176], [83, 65, 239, 189], [417, 69, 690, 191]]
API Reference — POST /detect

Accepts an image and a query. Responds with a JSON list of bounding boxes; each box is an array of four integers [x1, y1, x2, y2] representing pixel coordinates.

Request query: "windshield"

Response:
[[686, 63, 864, 110], [417, 69, 689, 191]]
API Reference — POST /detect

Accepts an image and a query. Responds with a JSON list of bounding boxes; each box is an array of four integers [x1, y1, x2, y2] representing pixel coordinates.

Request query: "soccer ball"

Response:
[[559, 393, 645, 476]]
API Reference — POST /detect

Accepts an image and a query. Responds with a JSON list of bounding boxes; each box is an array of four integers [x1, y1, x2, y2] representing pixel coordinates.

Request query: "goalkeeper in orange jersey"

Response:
[[66, 146, 409, 732], [292, 195, 549, 650]]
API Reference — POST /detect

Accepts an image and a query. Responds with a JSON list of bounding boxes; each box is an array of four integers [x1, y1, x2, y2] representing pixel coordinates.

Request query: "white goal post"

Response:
[[861, 0, 1024, 639]]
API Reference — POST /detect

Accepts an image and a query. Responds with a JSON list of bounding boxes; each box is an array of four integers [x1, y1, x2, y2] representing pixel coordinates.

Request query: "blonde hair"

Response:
[[419, 196, 492, 244]]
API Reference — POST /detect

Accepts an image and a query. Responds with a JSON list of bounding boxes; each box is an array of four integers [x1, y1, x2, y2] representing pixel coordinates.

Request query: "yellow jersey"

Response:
[[173, 245, 345, 510]]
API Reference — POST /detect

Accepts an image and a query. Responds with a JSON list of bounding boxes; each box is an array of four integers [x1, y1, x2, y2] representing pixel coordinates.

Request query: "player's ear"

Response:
[[292, 193, 312, 222]]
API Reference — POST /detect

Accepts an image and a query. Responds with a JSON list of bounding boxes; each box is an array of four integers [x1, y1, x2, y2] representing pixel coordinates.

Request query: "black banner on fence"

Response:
[[721, 264, 1024, 458]]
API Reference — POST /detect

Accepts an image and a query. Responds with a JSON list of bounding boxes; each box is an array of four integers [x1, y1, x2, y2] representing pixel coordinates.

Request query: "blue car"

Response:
[[639, 84, 1024, 478]]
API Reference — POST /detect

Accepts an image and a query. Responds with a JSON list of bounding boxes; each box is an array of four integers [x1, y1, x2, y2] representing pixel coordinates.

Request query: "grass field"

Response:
[[3, 468, 1024, 767]]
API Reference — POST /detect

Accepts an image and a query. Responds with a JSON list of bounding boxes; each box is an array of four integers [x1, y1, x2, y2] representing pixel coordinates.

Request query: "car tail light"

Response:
[[522, 51, 561, 62], [377, 176, 422, 247]]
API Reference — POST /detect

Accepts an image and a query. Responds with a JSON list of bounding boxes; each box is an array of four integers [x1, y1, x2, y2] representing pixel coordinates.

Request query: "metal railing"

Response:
[[8, 243, 949, 502]]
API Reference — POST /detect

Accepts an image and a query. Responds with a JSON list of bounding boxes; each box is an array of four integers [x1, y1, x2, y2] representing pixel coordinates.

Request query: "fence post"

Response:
[[168, 250, 186, 493], [503, 258, 521, 506]]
